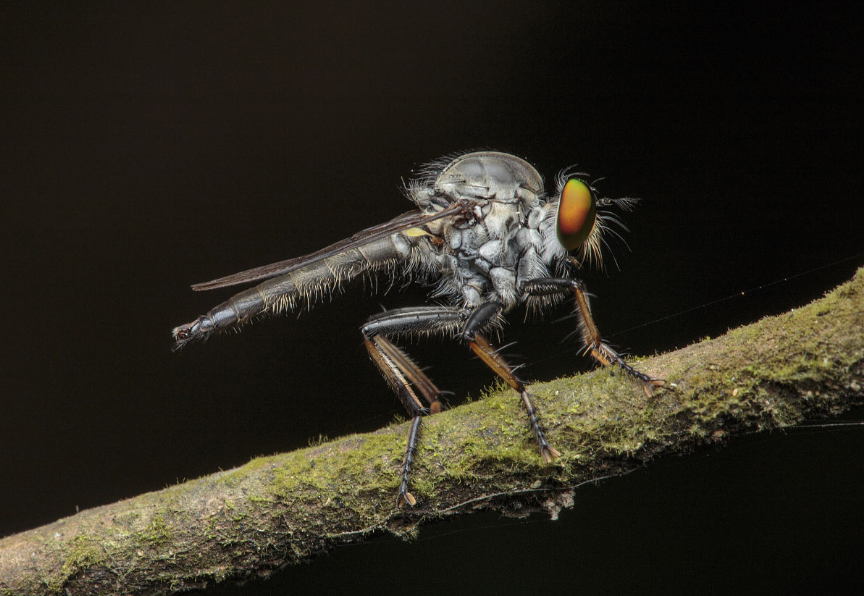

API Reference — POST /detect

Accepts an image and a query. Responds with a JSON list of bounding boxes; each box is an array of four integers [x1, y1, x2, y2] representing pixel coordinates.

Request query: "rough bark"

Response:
[[2, 268, 863, 595]]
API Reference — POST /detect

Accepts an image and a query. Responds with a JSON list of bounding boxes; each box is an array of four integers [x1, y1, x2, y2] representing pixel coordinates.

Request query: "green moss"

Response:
[[308, 434, 330, 447], [218, 454, 275, 486], [134, 512, 173, 548], [259, 431, 408, 514], [60, 534, 104, 580]]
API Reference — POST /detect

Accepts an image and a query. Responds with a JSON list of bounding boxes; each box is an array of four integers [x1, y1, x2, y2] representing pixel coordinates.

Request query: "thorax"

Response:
[[433, 201, 553, 310]]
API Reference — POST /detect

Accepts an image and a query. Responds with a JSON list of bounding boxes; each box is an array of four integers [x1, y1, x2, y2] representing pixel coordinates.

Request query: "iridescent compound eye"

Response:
[[556, 178, 597, 251]]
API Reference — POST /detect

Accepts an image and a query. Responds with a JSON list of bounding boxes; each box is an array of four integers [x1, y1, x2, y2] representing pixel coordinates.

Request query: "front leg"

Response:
[[522, 278, 665, 395]]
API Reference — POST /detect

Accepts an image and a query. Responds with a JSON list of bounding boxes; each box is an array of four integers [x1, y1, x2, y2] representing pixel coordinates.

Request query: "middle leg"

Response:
[[462, 302, 561, 462]]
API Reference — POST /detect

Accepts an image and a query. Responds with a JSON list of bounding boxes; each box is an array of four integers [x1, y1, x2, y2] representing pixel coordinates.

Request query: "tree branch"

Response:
[[2, 268, 863, 595]]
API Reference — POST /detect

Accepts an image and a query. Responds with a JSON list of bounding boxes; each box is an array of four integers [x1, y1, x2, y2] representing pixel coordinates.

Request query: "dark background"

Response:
[[2, 2, 863, 594]]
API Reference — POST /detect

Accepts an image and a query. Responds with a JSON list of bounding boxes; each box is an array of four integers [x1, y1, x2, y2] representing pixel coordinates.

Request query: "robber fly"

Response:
[[173, 151, 663, 506]]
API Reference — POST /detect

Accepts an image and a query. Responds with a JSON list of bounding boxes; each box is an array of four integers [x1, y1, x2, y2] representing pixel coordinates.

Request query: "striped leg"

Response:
[[462, 303, 561, 462], [362, 306, 466, 507], [522, 277, 665, 395]]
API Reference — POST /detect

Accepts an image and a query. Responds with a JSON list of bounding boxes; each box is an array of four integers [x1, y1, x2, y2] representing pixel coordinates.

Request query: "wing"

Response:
[[191, 203, 463, 291]]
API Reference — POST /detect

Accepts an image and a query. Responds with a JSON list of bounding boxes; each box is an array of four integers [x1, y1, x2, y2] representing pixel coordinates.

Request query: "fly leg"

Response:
[[362, 306, 467, 507], [522, 278, 665, 395], [463, 303, 561, 463]]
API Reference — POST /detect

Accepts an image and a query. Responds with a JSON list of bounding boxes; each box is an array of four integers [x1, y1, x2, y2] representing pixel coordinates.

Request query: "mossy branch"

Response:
[[2, 268, 863, 596]]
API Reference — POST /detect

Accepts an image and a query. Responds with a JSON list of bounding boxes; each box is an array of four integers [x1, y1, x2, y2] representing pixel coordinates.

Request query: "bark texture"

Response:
[[2, 268, 863, 595]]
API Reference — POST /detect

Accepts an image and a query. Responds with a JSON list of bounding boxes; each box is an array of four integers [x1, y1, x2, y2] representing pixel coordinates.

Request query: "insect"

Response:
[[172, 151, 663, 506]]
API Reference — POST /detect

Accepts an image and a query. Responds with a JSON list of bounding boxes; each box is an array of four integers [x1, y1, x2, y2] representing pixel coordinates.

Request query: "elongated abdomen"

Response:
[[171, 235, 412, 348]]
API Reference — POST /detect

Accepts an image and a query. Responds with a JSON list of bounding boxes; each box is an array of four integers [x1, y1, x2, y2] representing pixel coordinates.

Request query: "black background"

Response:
[[2, 2, 863, 594]]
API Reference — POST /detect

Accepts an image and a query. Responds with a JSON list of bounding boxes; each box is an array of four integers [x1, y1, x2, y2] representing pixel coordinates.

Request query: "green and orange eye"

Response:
[[556, 178, 597, 251]]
